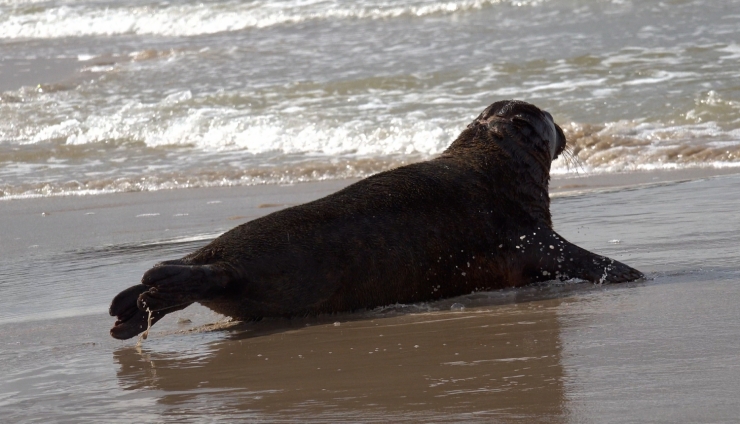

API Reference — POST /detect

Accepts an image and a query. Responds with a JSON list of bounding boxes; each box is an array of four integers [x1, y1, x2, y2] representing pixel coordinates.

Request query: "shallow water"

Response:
[[1, 173, 739, 422], [2, 0, 740, 198]]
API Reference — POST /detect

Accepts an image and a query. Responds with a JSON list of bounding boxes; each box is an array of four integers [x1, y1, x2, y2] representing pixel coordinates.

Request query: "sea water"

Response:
[[2, 0, 740, 198]]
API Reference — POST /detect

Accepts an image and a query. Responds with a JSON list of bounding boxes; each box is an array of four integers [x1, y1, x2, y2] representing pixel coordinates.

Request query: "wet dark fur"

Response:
[[110, 100, 643, 340]]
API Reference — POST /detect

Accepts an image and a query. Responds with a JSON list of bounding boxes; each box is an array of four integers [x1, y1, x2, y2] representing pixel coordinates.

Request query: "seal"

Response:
[[109, 100, 643, 340]]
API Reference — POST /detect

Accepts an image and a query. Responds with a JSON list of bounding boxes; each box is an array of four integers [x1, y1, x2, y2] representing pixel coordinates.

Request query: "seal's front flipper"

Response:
[[138, 263, 232, 312], [528, 230, 643, 284], [109, 284, 187, 340]]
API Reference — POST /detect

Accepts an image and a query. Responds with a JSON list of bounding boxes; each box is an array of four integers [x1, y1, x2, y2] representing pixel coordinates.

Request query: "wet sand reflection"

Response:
[[115, 290, 574, 422]]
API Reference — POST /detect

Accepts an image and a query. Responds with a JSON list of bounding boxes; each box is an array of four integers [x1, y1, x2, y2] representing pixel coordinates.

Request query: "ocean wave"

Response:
[[3, 86, 740, 200], [0, 0, 539, 39], [22, 107, 454, 158], [3, 52, 740, 199], [11, 93, 740, 163], [552, 120, 740, 174], [3, 115, 740, 200]]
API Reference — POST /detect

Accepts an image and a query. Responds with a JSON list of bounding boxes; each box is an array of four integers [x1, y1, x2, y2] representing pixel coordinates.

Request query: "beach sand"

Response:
[[1, 169, 740, 423]]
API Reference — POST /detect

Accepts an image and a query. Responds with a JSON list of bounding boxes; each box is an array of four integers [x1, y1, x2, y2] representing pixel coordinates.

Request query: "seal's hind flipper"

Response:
[[138, 263, 232, 312], [109, 283, 149, 318], [527, 230, 643, 284], [109, 262, 234, 339], [109, 283, 187, 340]]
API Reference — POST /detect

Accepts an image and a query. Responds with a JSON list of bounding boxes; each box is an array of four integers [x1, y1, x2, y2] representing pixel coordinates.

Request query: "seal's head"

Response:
[[466, 100, 566, 162]]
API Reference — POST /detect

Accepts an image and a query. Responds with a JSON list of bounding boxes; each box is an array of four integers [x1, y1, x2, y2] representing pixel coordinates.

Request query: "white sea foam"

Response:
[[526, 78, 608, 93], [0, 0, 538, 39], [717, 43, 740, 61], [48, 93, 456, 157], [622, 70, 696, 86]]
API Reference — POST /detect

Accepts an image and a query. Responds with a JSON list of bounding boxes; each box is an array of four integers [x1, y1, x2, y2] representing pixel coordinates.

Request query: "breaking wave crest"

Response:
[[554, 120, 740, 174], [3, 113, 740, 200], [0, 0, 539, 39]]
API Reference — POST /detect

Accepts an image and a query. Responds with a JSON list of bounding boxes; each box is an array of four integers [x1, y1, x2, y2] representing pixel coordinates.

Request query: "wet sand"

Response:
[[1, 169, 740, 423]]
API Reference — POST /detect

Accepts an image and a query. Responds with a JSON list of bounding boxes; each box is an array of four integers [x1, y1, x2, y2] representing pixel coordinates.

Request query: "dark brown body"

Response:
[[110, 100, 643, 339]]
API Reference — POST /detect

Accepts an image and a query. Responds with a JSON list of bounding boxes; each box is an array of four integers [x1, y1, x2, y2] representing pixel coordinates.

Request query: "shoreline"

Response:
[[3, 165, 739, 202], [4, 166, 737, 258]]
